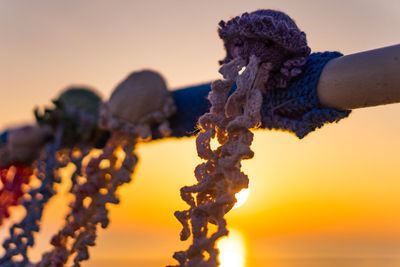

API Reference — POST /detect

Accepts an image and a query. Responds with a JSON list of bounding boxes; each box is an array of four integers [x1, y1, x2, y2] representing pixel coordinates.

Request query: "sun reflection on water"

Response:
[[217, 228, 246, 267]]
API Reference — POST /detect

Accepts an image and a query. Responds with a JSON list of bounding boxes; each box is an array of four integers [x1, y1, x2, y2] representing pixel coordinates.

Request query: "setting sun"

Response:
[[233, 188, 249, 209]]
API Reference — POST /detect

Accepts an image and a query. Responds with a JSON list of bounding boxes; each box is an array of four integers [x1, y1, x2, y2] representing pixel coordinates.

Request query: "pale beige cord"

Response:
[[172, 55, 271, 267]]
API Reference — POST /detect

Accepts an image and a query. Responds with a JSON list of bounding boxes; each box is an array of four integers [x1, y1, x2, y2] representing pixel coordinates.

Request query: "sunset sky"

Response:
[[1, 1, 400, 266]]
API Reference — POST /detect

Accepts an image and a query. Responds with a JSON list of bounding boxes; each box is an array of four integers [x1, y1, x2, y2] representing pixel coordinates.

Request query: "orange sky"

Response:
[[1, 1, 400, 266]]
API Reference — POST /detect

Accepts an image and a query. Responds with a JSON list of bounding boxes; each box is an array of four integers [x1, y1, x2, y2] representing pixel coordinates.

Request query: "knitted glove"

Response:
[[260, 51, 351, 138]]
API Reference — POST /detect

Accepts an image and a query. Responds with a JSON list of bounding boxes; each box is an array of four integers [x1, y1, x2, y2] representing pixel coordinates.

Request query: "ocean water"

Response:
[[85, 257, 400, 267]]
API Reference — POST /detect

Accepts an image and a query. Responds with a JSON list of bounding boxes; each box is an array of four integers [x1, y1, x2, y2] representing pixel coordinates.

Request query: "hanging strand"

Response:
[[171, 55, 271, 267], [38, 134, 138, 267], [38, 70, 175, 267], [0, 124, 66, 267]]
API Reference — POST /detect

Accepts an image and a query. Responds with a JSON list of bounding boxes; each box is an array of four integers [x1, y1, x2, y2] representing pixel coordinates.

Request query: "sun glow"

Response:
[[217, 228, 246, 267], [233, 188, 249, 209]]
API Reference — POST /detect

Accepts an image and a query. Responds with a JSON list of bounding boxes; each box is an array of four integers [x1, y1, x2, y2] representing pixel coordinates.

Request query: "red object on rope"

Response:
[[0, 164, 32, 225]]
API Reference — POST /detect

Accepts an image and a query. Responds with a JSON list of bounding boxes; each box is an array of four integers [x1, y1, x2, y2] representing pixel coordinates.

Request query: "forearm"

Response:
[[317, 44, 400, 110]]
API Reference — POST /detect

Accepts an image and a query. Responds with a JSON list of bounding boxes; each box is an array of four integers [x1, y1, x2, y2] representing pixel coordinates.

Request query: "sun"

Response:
[[233, 188, 249, 209]]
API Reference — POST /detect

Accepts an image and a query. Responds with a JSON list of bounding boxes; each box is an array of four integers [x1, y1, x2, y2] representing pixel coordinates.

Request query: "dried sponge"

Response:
[[57, 87, 102, 116], [108, 70, 169, 124]]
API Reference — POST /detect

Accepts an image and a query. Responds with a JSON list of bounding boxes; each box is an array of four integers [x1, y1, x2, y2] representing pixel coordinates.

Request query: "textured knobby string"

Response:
[[39, 134, 138, 267], [68, 147, 91, 193], [171, 55, 270, 267], [38, 73, 175, 266], [0, 124, 67, 267]]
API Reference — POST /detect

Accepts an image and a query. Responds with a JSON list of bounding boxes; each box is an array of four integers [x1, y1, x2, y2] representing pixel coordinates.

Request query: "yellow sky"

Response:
[[1, 0, 400, 265]]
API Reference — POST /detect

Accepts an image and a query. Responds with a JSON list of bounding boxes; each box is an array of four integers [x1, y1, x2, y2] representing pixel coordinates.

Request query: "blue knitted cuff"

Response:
[[165, 83, 212, 139], [0, 131, 8, 145], [261, 51, 351, 138]]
